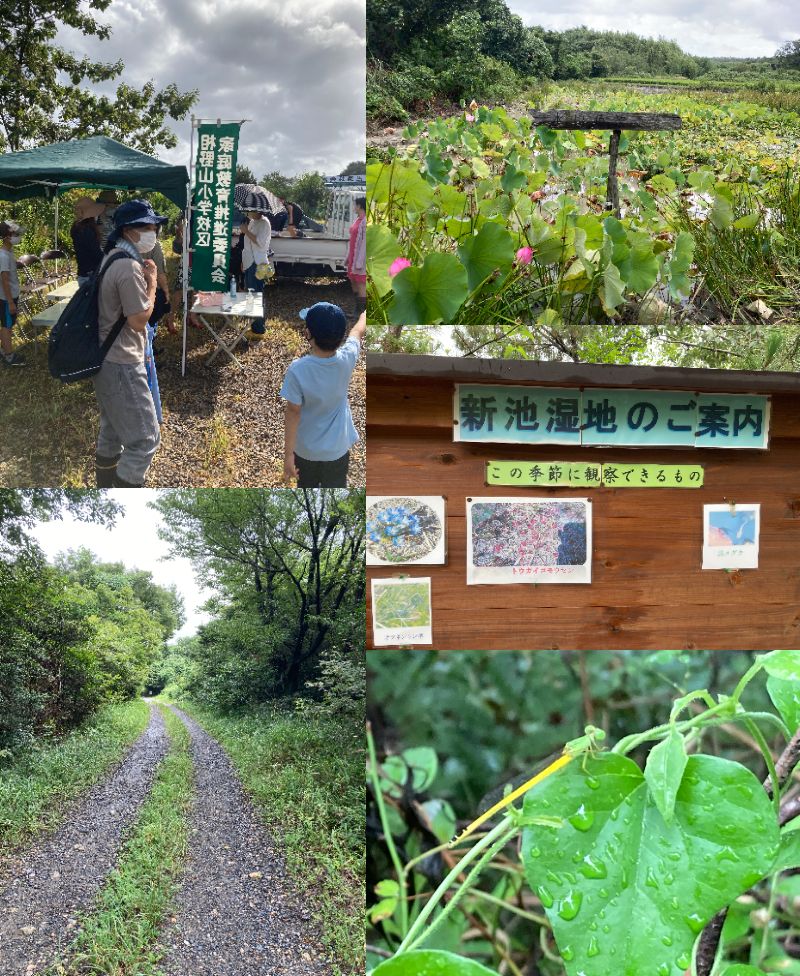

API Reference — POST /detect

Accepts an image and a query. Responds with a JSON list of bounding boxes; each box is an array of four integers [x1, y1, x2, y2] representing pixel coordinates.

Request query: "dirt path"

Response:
[[0, 702, 169, 976], [157, 706, 330, 976]]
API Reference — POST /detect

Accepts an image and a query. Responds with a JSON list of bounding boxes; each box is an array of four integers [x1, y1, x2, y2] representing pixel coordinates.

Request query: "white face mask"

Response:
[[10, 235, 21, 245], [132, 229, 157, 253]]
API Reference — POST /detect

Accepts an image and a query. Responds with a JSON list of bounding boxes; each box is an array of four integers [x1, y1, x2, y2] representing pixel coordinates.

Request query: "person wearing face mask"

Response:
[[0, 220, 27, 367], [93, 199, 167, 487]]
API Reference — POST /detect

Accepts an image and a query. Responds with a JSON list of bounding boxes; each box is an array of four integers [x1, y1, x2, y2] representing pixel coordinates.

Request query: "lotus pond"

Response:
[[366, 84, 800, 326]]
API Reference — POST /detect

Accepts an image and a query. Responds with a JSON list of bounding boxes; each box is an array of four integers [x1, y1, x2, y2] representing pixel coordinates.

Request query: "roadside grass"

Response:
[[176, 701, 364, 976], [0, 700, 150, 856], [48, 705, 193, 976]]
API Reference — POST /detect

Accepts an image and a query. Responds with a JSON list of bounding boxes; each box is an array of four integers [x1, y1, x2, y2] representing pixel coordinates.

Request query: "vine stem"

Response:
[[366, 722, 409, 938], [401, 823, 517, 953], [395, 816, 515, 954]]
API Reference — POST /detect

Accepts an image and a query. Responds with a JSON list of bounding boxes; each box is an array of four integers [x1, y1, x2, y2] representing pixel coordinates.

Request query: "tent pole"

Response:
[[182, 116, 195, 378]]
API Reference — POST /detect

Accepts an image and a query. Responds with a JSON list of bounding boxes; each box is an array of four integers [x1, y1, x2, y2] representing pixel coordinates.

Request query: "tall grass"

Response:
[[673, 171, 800, 319], [0, 700, 150, 854]]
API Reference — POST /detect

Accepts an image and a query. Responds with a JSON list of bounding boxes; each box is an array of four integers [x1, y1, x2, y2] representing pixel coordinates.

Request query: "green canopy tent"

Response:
[[0, 135, 189, 207]]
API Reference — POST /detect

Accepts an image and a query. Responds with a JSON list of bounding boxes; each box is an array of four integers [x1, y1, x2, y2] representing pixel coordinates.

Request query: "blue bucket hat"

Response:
[[112, 199, 169, 231], [299, 302, 348, 349]]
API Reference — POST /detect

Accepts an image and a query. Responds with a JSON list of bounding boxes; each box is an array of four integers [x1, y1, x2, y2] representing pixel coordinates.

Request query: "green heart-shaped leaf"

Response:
[[763, 650, 800, 681], [366, 225, 403, 297], [767, 674, 800, 732], [389, 254, 468, 324], [521, 753, 779, 976], [372, 951, 500, 976], [457, 223, 515, 293]]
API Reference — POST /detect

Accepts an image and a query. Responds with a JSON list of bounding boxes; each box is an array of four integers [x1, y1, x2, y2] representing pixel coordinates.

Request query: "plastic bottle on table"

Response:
[[229, 276, 237, 300]]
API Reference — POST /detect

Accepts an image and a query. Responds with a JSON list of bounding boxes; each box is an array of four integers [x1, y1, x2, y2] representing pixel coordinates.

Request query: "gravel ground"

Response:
[[158, 706, 331, 976], [0, 702, 169, 976], [149, 276, 366, 488]]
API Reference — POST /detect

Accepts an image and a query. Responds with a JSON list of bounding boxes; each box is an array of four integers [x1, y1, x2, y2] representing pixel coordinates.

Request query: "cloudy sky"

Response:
[[31, 490, 212, 640], [510, 0, 798, 58], [57, 0, 365, 177]]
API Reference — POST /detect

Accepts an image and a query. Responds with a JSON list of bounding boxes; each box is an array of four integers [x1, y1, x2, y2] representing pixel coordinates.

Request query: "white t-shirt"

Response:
[[241, 216, 271, 270], [0, 247, 20, 300]]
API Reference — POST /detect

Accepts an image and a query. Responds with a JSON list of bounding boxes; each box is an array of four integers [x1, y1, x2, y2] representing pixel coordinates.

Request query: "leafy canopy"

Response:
[[0, 0, 197, 152]]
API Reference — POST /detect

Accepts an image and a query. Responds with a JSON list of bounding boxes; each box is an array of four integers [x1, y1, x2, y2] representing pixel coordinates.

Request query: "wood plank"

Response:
[[367, 602, 800, 651], [367, 430, 800, 493], [367, 427, 800, 650], [529, 110, 682, 131], [367, 355, 800, 395]]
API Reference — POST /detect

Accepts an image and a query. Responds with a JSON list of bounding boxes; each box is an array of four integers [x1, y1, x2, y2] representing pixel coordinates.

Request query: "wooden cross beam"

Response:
[[529, 110, 682, 218]]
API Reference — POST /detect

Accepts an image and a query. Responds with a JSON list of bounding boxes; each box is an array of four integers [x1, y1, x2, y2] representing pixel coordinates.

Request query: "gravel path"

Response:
[[158, 706, 331, 976], [0, 701, 169, 975]]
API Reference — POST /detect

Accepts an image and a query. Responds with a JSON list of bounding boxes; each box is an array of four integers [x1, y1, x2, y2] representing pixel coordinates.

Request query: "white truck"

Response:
[[270, 186, 365, 278]]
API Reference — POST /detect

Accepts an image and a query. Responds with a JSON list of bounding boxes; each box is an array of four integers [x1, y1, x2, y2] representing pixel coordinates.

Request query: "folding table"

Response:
[[190, 294, 264, 368]]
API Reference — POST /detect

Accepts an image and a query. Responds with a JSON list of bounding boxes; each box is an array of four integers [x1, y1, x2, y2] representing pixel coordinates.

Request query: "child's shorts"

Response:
[[295, 451, 350, 488], [0, 299, 17, 329]]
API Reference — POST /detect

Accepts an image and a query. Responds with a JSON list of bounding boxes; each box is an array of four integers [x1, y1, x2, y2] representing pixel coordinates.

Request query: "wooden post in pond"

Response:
[[529, 110, 682, 218]]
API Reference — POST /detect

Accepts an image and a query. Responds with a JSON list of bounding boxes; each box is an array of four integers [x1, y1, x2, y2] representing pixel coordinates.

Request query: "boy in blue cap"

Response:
[[281, 303, 365, 487]]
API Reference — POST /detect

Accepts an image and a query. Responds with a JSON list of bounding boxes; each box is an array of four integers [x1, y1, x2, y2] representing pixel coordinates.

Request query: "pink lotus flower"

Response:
[[465, 113, 475, 122], [516, 246, 534, 265], [389, 257, 412, 277]]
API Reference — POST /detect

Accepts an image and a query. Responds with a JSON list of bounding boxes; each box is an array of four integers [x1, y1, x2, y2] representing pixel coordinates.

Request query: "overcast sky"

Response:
[[510, 0, 798, 58], [57, 0, 365, 177], [31, 490, 212, 640]]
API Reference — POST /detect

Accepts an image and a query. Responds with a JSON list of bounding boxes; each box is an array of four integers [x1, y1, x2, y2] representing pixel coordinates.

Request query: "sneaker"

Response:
[[2, 352, 27, 367]]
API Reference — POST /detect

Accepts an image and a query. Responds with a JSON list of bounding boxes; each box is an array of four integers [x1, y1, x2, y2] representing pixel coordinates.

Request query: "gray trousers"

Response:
[[93, 359, 160, 484]]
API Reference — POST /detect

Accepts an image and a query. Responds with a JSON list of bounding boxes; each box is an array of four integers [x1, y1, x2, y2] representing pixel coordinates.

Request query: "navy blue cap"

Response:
[[299, 302, 348, 347], [112, 199, 168, 230]]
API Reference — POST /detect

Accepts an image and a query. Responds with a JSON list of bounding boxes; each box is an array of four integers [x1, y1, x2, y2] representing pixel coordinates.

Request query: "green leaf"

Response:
[[688, 169, 716, 193], [366, 225, 403, 297], [520, 753, 780, 976], [720, 967, 768, 976], [618, 240, 660, 295], [375, 879, 400, 898], [479, 122, 503, 142], [770, 822, 800, 874], [457, 223, 515, 293], [420, 798, 457, 845], [369, 897, 398, 923], [664, 232, 695, 299], [767, 674, 800, 732], [710, 193, 734, 230], [644, 728, 688, 823], [600, 262, 625, 315], [501, 163, 527, 194], [424, 151, 451, 185], [402, 747, 439, 791], [390, 254, 468, 324], [763, 651, 800, 681], [372, 951, 501, 976], [732, 213, 760, 231], [369, 161, 434, 212], [380, 747, 438, 797]]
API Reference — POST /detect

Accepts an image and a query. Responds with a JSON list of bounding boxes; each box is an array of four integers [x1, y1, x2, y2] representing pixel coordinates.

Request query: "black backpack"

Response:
[[48, 251, 132, 383]]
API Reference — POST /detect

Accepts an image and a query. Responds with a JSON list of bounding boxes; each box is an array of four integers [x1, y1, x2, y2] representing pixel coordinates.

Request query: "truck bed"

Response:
[[270, 233, 348, 276]]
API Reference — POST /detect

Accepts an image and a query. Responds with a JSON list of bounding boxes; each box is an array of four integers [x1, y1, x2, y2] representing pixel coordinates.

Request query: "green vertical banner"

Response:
[[190, 123, 240, 291]]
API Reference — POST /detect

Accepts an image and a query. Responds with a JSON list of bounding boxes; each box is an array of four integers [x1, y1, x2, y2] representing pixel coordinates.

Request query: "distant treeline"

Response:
[[367, 0, 800, 117]]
